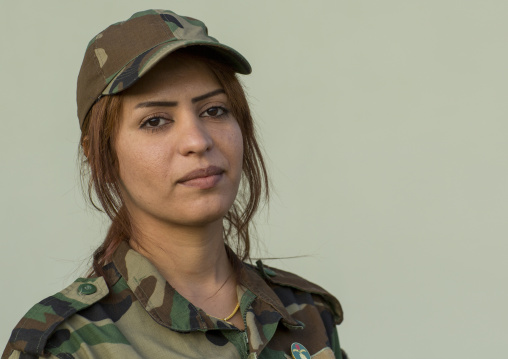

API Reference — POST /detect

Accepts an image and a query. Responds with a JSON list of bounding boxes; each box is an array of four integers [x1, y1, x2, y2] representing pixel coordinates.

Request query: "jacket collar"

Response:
[[105, 241, 301, 332]]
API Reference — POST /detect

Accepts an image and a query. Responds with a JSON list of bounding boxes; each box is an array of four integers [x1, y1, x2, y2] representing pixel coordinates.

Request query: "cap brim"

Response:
[[102, 40, 251, 95]]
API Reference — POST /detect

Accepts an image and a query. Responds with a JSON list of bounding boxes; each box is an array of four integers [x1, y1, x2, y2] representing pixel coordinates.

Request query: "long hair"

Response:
[[79, 49, 269, 278]]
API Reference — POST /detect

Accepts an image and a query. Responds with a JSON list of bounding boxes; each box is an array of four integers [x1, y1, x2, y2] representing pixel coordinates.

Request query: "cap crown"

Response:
[[77, 9, 250, 127]]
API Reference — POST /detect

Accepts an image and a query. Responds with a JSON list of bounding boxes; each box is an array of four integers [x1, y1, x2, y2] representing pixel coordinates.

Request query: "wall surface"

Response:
[[1, 1, 507, 358]]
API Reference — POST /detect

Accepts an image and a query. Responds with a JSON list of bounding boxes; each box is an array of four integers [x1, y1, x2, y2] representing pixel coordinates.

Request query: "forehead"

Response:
[[122, 54, 222, 99]]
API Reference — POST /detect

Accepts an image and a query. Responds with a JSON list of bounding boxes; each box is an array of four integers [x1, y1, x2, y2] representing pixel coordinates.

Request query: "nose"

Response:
[[177, 113, 213, 156]]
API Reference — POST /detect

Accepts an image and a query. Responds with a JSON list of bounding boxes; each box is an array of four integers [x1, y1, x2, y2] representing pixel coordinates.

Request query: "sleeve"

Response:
[[329, 326, 346, 359], [316, 296, 346, 359]]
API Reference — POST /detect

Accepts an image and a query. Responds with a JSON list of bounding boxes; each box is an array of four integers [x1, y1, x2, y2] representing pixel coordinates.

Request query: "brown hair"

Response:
[[80, 49, 269, 278]]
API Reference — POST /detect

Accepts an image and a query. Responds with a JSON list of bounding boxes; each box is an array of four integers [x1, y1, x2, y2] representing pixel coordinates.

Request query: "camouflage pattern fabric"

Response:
[[77, 9, 251, 128], [3, 241, 346, 359]]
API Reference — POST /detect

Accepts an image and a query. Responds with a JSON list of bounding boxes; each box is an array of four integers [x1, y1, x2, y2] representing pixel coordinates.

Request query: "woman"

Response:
[[3, 9, 345, 359]]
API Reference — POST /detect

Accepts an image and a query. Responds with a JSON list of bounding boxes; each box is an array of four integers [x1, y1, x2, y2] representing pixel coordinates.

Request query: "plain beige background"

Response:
[[1, 1, 507, 358]]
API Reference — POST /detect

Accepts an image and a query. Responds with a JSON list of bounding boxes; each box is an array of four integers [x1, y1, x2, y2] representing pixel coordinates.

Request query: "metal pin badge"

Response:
[[291, 342, 311, 359]]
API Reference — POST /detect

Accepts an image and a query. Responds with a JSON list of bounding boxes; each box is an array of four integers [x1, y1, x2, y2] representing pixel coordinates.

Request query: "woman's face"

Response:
[[114, 55, 243, 230]]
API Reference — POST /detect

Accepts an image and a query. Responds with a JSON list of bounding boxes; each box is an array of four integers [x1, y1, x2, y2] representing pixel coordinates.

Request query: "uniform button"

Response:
[[78, 283, 97, 295], [291, 342, 311, 359], [264, 267, 276, 277]]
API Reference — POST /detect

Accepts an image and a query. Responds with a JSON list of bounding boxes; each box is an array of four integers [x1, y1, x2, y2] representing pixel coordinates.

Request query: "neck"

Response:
[[129, 217, 233, 300], [127, 214, 244, 329]]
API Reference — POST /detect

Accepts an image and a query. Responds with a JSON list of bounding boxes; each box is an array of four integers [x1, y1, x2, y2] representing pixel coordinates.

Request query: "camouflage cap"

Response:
[[76, 9, 251, 128]]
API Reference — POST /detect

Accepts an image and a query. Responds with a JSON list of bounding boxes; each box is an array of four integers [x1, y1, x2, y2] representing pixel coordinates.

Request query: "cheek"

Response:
[[115, 134, 170, 186]]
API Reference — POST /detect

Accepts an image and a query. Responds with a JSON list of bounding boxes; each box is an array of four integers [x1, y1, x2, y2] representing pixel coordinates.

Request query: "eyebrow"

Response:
[[191, 89, 225, 103], [135, 89, 226, 109], [135, 100, 177, 108]]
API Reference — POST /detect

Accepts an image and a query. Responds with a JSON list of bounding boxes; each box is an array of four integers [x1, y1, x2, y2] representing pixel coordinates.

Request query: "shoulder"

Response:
[[2, 277, 109, 359], [251, 260, 343, 325]]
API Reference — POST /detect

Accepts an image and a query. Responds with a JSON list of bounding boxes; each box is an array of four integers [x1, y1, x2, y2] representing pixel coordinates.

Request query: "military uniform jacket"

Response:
[[3, 241, 345, 359]]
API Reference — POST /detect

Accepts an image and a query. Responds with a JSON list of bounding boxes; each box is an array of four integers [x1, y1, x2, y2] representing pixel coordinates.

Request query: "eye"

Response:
[[140, 116, 171, 131], [201, 106, 228, 118]]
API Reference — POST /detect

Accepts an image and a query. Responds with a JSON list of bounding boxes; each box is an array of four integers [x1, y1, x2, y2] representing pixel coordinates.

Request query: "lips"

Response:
[[177, 166, 225, 189]]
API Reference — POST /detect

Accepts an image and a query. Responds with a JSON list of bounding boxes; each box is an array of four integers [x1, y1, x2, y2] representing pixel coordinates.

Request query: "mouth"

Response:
[[177, 166, 225, 189]]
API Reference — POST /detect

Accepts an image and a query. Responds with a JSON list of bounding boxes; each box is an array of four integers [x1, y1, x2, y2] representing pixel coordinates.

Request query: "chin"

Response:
[[180, 191, 237, 221], [165, 213, 225, 229], [165, 198, 233, 227]]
